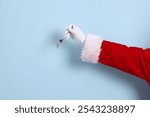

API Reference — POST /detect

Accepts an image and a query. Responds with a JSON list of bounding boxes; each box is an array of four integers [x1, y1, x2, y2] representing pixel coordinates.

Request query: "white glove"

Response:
[[65, 24, 86, 44]]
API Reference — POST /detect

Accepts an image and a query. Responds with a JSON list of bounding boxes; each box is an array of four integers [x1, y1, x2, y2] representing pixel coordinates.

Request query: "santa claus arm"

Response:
[[66, 24, 150, 85], [81, 34, 150, 85]]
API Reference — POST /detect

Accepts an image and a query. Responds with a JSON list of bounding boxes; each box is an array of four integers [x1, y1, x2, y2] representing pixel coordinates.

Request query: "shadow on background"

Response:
[[51, 31, 150, 100]]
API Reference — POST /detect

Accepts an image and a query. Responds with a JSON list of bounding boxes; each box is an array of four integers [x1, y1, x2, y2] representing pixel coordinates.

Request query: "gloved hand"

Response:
[[65, 24, 86, 44], [65, 24, 104, 64]]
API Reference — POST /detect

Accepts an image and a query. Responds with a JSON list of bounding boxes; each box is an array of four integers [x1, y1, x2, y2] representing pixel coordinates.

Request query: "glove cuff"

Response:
[[80, 34, 103, 63]]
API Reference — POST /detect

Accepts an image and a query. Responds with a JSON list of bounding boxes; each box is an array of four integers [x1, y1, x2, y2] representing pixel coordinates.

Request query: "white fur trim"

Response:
[[81, 34, 103, 63]]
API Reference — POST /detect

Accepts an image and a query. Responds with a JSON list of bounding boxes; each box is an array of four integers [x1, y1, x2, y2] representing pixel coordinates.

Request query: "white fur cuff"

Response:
[[81, 34, 103, 63]]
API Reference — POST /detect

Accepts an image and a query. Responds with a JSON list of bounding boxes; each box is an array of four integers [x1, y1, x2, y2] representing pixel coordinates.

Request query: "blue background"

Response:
[[0, 0, 150, 99]]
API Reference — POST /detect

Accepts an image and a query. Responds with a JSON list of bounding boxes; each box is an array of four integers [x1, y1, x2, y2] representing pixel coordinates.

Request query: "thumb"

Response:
[[66, 24, 75, 33]]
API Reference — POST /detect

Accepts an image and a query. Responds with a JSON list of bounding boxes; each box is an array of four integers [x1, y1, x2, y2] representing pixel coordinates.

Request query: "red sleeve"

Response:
[[99, 40, 150, 85]]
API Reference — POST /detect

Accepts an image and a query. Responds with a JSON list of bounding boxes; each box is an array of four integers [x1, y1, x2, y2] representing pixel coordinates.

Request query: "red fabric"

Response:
[[99, 40, 150, 85]]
